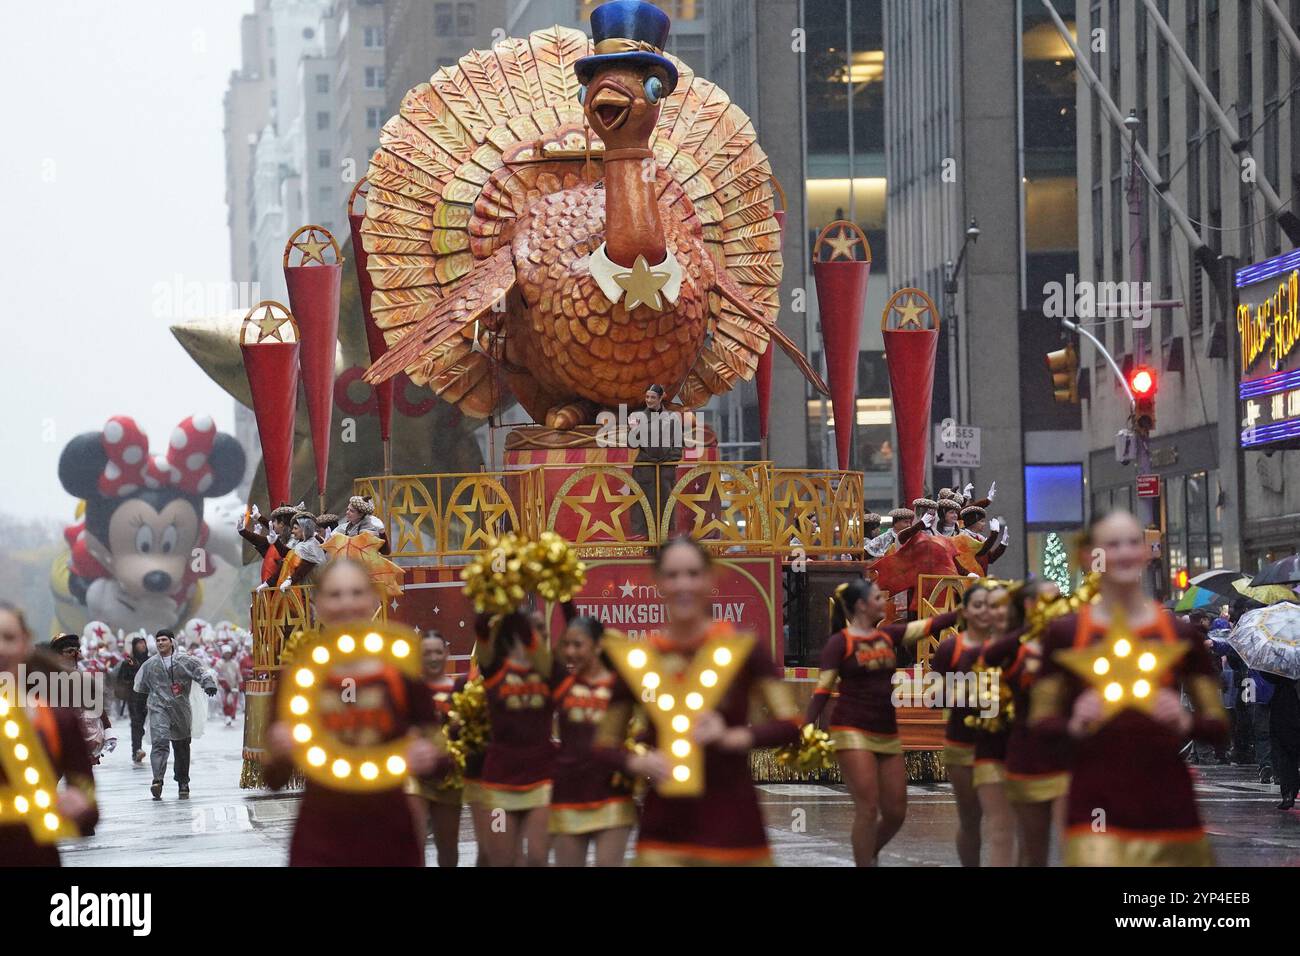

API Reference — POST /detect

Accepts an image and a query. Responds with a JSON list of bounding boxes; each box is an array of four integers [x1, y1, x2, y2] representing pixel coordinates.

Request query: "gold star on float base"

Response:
[[892, 294, 929, 328], [823, 225, 862, 261], [1051, 606, 1189, 725], [613, 255, 673, 311]]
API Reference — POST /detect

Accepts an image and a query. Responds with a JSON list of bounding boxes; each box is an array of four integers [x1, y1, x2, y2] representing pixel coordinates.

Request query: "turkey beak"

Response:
[[589, 85, 633, 131]]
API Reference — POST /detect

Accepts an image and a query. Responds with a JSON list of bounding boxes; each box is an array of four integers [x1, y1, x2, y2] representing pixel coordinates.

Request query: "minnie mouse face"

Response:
[[94, 492, 202, 597], [59, 416, 245, 603]]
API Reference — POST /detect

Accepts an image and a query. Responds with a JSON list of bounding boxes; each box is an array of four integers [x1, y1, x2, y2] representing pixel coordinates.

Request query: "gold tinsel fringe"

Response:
[[749, 749, 948, 784], [239, 758, 304, 791]]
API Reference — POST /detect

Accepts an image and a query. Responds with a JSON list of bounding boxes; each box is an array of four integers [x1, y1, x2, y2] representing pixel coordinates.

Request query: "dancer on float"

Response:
[[1030, 510, 1227, 865], [927, 580, 997, 866], [263, 558, 441, 866], [406, 630, 464, 868], [979, 577, 1070, 866], [595, 536, 800, 866], [473, 605, 564, 867], [806, 577, 959, 866], [549, 614, 636, 866], [0, 602, 98, 866]]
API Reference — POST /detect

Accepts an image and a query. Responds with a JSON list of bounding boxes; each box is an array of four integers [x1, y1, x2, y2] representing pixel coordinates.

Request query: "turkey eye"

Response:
[[161, 526, 178, 554], [135, 525, 154, 554], [577, 84, 587, 104], [644, 75, 663, 104]]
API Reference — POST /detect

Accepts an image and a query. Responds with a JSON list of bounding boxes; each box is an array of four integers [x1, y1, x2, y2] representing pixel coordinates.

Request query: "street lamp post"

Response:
[[943, 217, 980, 489]]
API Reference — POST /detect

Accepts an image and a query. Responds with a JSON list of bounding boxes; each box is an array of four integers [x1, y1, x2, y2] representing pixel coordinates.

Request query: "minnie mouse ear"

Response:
[[204, 433, 246, 498], [59, 432, 110, 500]]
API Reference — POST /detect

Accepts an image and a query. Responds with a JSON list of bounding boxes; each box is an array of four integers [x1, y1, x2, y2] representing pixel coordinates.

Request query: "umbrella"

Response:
[[1189, 569, 1244, 596], [1250, 554, 1300, 586], [1225, 603, 1300, 679], [1174, 586, 1222, 612], [1232, 577, 1298, 607]]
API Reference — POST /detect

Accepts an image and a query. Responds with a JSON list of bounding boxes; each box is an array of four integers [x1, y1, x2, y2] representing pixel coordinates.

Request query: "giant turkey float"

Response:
[[201, 9, 970, 788]]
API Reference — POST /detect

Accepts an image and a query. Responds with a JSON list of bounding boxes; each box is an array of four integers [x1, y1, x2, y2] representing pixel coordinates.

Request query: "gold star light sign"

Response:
[[604, 630, 753, 797], [0, 694, 77, 844], [824, 226, 862, 261], [283, 224, 341, 268], [239, 301, 299, 345], [279, 622, 427, 792], [1051, 607, 1188, 724]]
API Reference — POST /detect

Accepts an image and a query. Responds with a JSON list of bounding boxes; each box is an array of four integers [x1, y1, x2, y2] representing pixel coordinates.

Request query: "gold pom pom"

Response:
[[459, 531, 587, 614], [773, 723, 837, 774], [441, 677, 490, 789]]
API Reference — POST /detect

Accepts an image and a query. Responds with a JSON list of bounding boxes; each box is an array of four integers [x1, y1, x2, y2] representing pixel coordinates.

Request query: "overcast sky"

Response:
[[2, 1, 247, 520]]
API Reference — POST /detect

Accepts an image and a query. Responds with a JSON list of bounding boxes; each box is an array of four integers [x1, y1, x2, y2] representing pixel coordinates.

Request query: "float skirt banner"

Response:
[[284, 261, 342, 496], [552, 556, 783, 660], [240, 341, 299, 506], [348, 205, 394, 442]]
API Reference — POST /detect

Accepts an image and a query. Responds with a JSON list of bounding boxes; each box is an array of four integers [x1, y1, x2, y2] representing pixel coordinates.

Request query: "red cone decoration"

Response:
[[811, 220, 872, 470], [239, 302, 301, 507], [283, 225, 343, 502], [881, 288, 941, 505], [347, 179, 394, 445]]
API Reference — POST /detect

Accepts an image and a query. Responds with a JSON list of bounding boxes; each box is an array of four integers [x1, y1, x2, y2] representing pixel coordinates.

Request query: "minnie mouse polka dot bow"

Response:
[[97, 415, 220, 497]]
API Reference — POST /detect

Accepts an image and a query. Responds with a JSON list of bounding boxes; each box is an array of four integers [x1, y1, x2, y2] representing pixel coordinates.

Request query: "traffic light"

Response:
[[1128, 364, 1157, 433], [1174, 567, 1189, 591], [1045, 344, 1079, 404]]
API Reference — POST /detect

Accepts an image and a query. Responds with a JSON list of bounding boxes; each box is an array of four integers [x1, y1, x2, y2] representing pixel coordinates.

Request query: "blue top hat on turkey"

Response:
[[575, 0, 680, 97]]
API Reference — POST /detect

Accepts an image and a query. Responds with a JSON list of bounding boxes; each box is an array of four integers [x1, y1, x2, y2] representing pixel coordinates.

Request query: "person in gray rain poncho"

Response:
[[133, 628, 216, 800]]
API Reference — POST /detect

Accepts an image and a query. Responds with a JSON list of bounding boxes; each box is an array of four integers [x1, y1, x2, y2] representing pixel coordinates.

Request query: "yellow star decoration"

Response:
[[671, 470, 764, 544], [445, 477, 515, 552], [613, 255, 673, 311], [604, 630, 753, 797], [0, 694, 77, 844], [279, 623, 428, 793], [293, 230, 332, 265], [1051, 607, 1189, 724], [824, 226, 862, 261], [253, 306, 291, 342], [565, 471, 644, 543], [892, 294, 931, 328]]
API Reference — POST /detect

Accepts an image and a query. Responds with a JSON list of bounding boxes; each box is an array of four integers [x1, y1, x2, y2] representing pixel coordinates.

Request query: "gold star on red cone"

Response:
[[823, 226, 862, 261]]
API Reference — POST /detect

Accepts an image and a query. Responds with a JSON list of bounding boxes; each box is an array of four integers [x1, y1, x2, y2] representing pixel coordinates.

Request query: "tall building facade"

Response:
[[1075, 0, 1300, 586], [224, 0, 387, 300], [884, 0, 1084, 578]]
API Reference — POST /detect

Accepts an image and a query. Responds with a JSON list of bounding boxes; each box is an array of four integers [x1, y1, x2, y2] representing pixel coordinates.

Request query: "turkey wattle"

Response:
[[361, 25, 827, 429]]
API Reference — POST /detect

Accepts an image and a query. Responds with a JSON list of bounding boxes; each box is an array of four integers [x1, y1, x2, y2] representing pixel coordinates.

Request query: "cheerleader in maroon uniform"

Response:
[[805, 578, 958, 866], [406, 631, 464, 868], [263, 559, 441, 866], [550, 615, 635, 866], [473, 610, 564, 867], [1030, 510, 1227, 865], [971, 581, 1015, 866], [595, 537, 801, 866], [926, 581, 996, 866], [0, 603, 99, 867], [979, 578, 1069, 866]]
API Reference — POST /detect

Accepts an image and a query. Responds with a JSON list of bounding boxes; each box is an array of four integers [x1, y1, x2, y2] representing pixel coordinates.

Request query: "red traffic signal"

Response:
[[1129, 365, 1157, 397], [1128, 364, 1157, 432]]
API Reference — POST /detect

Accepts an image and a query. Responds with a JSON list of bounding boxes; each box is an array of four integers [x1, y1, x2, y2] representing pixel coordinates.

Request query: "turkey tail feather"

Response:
[[713, 269, 830, 397]]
